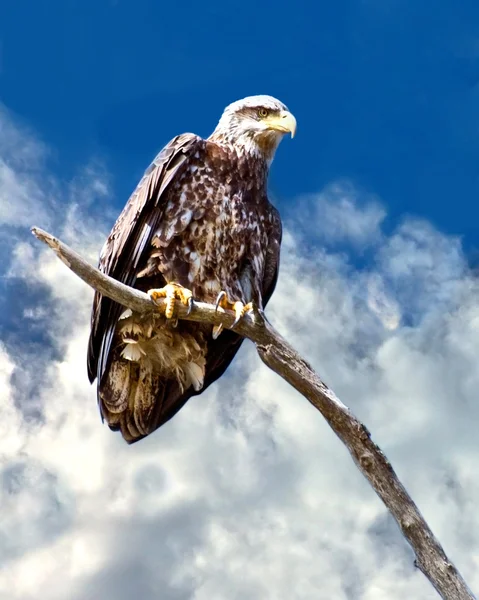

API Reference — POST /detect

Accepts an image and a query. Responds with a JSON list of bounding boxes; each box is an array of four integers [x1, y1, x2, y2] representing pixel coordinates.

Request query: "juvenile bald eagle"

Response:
[[87, 95, 296, 443]]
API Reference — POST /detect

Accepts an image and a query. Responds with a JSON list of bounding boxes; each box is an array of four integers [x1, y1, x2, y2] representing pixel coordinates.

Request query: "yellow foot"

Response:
[[148, 282, 193, 319], [212, 291, 252, 339]]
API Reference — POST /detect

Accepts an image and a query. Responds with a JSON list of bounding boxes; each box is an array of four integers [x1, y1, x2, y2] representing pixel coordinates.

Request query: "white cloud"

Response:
[[293, 180, 386, 249], [1, 106, 478, 599], [366, 273, 401, 330]]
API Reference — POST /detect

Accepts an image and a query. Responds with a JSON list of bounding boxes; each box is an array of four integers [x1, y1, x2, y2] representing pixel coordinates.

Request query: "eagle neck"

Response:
[[210, 138, 270, 189], [211, 125, 276, 157], [233, 143, 269, 189]]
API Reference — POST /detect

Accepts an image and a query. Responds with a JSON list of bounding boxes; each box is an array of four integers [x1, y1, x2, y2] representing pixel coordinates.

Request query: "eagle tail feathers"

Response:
[[99, 322, 207, 443], [99, 358, 170, 443]]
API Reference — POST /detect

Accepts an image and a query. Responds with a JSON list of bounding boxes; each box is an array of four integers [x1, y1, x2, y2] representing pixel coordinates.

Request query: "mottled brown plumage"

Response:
[[87, 95, 296, 443]]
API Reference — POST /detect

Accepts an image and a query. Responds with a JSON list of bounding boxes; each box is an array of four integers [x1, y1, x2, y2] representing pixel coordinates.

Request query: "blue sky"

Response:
[[2, 1, 479, 598], [2, 0, 479, 248]]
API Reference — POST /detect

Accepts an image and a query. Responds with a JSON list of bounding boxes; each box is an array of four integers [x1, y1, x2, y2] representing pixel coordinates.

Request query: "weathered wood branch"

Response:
[[31, 226, 476, 600]]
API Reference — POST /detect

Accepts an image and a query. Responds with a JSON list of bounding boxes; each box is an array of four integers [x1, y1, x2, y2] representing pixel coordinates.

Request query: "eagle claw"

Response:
[[212, 291, 252, 337], [232, 301, 253, 327], [148, 283, 194, 320], [215, 291, 227, 313]]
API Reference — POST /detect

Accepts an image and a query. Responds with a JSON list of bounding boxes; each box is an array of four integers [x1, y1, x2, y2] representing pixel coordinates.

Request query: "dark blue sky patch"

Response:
[[0, 275, 60, 355]]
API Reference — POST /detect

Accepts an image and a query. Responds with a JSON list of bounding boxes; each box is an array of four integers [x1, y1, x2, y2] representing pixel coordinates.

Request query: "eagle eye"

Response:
[[257, 108, 269, 118]]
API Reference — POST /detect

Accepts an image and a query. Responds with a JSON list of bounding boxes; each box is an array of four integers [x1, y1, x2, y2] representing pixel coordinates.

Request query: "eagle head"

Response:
[[210, 95, 296, 163]]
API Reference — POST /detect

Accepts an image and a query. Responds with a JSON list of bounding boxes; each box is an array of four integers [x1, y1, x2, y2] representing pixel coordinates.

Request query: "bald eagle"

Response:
[[87, 95, 296, 443]]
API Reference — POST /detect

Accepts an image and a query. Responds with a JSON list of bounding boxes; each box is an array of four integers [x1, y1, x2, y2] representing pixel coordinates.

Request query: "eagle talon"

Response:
[[212, 323, 223, 339], [215, 291, 227, 313], [148, 282, 194, 320], [212, 291, 253, 333], [232, 301, 253, 328], [232, 302, 244, 327]]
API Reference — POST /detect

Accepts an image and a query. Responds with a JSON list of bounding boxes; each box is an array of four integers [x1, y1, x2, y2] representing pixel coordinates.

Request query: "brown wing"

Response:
[[261, 203, 282, 306], [87, 133, 202, 386]]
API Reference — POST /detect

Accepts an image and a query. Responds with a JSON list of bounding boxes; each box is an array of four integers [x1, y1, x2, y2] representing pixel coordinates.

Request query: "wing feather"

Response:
[[87, 133, 202, 384], [262, 203, 282, 305]]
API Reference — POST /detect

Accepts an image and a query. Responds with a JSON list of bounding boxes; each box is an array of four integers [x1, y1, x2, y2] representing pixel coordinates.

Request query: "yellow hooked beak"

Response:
[[263, 110, 297, 138]]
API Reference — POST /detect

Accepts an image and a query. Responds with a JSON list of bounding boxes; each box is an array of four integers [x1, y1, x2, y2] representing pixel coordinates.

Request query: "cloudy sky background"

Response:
[[2, 1, 479, 599], [2, 100, 479, 599]]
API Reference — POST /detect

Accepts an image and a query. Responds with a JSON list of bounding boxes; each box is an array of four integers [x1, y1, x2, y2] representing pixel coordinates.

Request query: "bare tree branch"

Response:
[[31, 226, 476, 600]]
